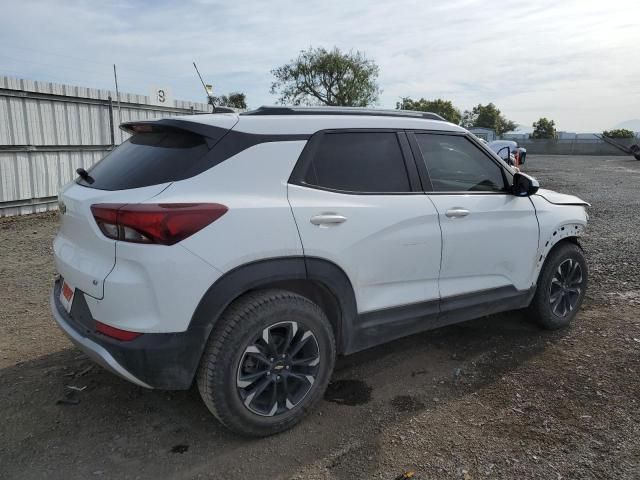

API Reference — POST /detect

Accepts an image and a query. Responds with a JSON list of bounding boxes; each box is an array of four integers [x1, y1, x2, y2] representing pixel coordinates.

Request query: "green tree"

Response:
[[396, 97, 462, 124], [270, 47, 381, 106], [461, 103, 517, 135], [602, 128, 635, 138], [531, 117, 557, 139], [212, 92, 247, 110]]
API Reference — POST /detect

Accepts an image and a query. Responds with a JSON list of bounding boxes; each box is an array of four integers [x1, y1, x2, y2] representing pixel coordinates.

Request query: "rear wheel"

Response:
[[526, 242, 588, 330], [197, 290, 336, 437]]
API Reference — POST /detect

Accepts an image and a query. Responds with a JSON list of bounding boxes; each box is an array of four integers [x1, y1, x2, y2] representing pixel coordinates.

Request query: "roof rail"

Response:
[[242, 106, 447, 121], [192, 106, 236, 115]]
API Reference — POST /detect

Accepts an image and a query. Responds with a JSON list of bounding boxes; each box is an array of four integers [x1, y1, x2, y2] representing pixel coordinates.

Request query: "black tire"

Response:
[[526, 241, 588, 330], [196, 289, 336, 437]]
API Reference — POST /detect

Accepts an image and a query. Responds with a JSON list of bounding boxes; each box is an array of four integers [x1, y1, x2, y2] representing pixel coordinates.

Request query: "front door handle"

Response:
[[445, 208, 470, 218], [310, 214, 347, 226]]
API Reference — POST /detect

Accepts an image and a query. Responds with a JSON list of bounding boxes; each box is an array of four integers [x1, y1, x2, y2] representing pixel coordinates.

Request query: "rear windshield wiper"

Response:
[[76, 167, 95, 184]]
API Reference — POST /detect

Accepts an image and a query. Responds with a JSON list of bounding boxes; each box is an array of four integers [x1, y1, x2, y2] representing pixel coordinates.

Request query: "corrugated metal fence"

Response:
[[516, 137, 638, 156], [0, 76, 209, 216]]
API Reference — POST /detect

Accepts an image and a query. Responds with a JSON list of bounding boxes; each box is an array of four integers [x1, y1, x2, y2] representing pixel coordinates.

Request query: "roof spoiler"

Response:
[[119, 119, 231, 149]]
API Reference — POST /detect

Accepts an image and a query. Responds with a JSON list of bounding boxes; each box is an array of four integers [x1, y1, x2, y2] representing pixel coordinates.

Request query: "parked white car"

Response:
[[51, 107, 589, 436], [488, 139, 527, 165]]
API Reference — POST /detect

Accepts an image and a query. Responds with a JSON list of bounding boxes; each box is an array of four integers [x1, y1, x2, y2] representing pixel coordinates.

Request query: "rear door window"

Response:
[[302, 132, 411, 193], [415, 134, 506, 192], [78, 127, 211, 190]]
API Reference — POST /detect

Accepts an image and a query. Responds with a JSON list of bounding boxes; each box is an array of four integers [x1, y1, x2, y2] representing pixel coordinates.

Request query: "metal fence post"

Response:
[[108, 96, 115, 146]]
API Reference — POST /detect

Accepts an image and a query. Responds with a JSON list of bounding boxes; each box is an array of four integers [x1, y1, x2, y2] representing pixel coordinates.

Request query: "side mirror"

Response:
[[511, 172, 539, 197]]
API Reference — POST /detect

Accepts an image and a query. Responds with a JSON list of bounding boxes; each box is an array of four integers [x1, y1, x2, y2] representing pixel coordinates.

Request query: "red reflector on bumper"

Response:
[[96, 321, 142, 341], [62, 282, 74, 302]]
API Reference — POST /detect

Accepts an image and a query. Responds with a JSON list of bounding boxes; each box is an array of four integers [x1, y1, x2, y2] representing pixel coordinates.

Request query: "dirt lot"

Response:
[[1, 154, 639, 480]]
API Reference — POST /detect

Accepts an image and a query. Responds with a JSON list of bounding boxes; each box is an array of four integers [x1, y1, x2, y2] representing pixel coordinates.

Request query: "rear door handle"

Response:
[[445, 208, 470, 218], [310, 214, 347, 226]]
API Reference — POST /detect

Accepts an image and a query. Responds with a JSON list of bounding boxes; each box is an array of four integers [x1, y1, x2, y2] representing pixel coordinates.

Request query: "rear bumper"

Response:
[[50, 279, 208, 390], [50, 286, 152, 388]]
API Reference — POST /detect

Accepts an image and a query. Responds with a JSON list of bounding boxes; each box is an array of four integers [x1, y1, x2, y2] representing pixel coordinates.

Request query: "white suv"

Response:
[[51, 106, 589, 436]]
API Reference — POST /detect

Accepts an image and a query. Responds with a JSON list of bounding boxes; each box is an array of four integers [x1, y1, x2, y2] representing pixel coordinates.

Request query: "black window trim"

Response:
[[78, 127, 311, 191], [288, 128, 423, 195], [406, 130, 514, 195]]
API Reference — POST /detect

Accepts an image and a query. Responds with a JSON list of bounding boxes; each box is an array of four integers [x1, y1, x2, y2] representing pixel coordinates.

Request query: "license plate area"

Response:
[[60, 279, 75, 314]]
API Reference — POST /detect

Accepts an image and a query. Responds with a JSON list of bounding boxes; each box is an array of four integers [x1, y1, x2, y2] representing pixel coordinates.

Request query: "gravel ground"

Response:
[[0, 154, 639, 479]]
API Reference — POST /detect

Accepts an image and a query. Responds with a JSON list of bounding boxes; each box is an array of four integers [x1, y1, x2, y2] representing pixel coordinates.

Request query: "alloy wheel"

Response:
[[236, 321, 320, 417], [549, 258, 583, 317]]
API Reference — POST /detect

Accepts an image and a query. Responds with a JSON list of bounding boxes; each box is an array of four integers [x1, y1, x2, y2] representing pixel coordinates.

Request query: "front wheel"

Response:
[[197, 290, 336, 437], [526, 242, 588, 330]]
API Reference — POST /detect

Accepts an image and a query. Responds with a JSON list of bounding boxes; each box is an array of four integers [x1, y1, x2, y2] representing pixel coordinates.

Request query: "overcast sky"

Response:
[[2, 0, 639, 132]]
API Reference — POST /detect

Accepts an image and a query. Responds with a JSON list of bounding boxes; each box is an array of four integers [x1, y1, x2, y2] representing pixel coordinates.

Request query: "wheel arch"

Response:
[[533, 225, 585, 285], [544, 235, 583, 260], [189, 257, 357, 364]]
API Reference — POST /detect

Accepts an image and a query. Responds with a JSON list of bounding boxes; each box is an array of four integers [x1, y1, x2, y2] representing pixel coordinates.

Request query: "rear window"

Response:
[[302, 132, 411, 193], [78, 128, 211, 190]]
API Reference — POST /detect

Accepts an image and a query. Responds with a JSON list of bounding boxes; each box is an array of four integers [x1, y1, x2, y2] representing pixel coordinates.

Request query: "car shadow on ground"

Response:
[[0, 310, 568, 479]]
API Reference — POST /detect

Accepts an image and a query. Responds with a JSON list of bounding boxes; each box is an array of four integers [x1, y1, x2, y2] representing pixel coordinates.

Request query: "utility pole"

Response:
[[113, 64, 122, 130]]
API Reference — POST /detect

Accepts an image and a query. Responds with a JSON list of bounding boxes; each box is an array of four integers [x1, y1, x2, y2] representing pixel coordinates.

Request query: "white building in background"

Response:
[[576, 133, 599, 140], [502, 133, 529, 140], [557, 131, 577, 139], [468, 127, 496, 142], [557, 132, 600, 140]]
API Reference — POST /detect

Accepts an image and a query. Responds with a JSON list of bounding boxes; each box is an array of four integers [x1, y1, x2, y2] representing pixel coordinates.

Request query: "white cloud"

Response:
[[1, 0, 639, 131]]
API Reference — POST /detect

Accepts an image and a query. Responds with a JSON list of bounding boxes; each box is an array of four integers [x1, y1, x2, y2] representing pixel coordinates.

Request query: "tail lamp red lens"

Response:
[[95, 321, 142, 341], [90, 203, 228, 246]]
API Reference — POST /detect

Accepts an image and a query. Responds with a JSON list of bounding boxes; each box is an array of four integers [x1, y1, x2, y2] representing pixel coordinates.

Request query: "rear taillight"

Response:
[[91, 204, 123, 239], [95, 321, 142, 341], [90, 203, 228, 246]]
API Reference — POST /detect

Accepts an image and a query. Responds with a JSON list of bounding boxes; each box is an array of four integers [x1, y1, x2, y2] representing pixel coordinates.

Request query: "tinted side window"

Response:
[[415, 134, 506, 192], [304, 132, 410, 193], [78, 128, 210, 190]]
